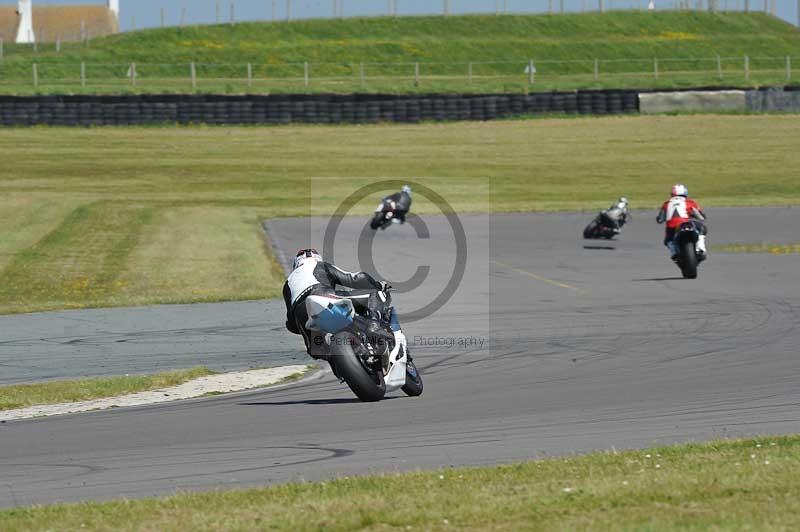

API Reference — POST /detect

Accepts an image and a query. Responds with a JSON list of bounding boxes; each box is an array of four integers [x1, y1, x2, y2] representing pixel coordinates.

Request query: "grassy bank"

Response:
[[1, 12, 798, 94], [0, 367, 213, 411], [1, 434, 798, 530], [0, 114, 798, 314], [716, 242, 800, 254]]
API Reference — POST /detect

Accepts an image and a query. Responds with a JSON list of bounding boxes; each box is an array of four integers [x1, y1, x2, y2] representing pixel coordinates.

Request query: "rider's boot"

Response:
[[696, 235, 707, 262], [667, 241, 679, 262]]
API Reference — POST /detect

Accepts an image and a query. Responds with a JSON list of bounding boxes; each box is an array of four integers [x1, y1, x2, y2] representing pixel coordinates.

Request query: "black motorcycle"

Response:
[[583, 212, 620, 240], [370, 199, 397, 230], [673, 221, 705, 279]]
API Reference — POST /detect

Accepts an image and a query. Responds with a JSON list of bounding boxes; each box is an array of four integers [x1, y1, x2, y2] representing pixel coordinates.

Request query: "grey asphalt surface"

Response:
[[1, 207, 799, 509], [0, 301, 304, 386]]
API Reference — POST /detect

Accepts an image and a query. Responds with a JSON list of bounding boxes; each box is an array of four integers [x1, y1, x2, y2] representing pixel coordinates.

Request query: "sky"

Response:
[[7, 0, 799, 30]]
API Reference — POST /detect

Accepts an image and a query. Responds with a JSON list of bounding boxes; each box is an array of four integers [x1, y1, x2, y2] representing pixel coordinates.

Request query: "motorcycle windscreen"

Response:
[[305, 295, 355, 334]]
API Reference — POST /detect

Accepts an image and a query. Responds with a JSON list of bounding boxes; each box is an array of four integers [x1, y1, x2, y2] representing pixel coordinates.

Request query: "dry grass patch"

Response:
[[0, 367, 213, 411]]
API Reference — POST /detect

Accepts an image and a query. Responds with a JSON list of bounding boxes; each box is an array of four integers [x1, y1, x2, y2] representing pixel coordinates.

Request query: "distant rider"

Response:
[[656, 184, 707, 261], [283, 249, 392, 359], [383, 185, 413, 225], [600, 197, 630, 234]]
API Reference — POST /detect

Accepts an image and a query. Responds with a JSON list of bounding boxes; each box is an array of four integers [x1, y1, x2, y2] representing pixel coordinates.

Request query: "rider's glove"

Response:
[[378, 281, 392, 292]]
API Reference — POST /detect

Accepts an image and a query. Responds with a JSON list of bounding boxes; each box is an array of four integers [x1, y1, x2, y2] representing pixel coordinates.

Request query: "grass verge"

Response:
[[0, 115, 798, 314], [1, 434, 798, 530], [716, 242, 800, 254], [0, 367, 214, 411]]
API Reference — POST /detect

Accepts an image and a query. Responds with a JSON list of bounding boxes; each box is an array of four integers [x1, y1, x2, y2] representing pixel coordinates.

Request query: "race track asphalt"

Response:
[[0, 207, 798, 508]]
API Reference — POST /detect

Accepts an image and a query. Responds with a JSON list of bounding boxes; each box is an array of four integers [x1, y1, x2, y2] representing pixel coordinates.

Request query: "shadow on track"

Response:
[[238, 397, 401, 406], [582, 245, 617, 250], [632, 277, 686, 282]]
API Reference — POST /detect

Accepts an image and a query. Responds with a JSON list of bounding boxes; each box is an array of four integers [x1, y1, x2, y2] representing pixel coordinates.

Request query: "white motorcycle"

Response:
[[305, 291, 423, 402]]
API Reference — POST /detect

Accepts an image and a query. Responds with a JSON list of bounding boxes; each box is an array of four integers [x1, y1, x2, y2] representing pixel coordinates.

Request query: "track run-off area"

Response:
[[0, 207, 798, 508]]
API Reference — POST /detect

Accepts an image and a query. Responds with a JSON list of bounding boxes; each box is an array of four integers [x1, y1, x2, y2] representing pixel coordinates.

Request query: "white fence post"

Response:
[[56, 35, 61, 52], [414, 62, 420, 86], [599, 0, 605, 11], [528, 59, 535, 85], [654, 57, 658, 80], [744, 55, 749, 81], [716, 55, 722, 79], [468, 62, 473, 84], [247, 63, 253, 88], [33, 63, 39, 88], [360, 62, 365, 87], [786, 56, 791, 81], [131, 62, 137, 87], [304, 61, 309, 88], [81, 61, 86, 88], [594, 58, 599, 80], [190, 62, 197, 89], [0, 38, 3, 61]]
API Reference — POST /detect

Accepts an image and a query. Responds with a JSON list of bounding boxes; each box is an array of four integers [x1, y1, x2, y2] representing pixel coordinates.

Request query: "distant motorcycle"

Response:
[[304, 289, 422, 402], [370, 199, 401, 230], [583, 212, 620, 240], [672, 221, 706, 279]]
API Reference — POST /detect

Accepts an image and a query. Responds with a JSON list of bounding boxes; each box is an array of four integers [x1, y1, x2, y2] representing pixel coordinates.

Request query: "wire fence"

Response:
[[0, 56, 794, 92]]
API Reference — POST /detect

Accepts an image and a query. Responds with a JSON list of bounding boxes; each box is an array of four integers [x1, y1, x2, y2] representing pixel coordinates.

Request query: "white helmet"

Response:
[[402, 185, 412, 195], [293, 248, 321, 270], [618, 197, 628, 205], [671, 184, 688, 197]]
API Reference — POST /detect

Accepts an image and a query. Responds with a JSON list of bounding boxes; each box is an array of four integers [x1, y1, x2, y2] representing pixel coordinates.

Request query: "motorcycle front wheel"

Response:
[[331, 332, 386, 402], [370, 213, 385, 230], [401, 359, 423, 397], [583, 220, 598, 239]]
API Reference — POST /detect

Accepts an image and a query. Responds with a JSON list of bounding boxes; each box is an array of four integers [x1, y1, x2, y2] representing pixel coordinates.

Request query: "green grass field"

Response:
[[0, 367, 214, 411], [0, 115, 798, 315], [1, 12, 798, 94], [1, 434, 798, 530]]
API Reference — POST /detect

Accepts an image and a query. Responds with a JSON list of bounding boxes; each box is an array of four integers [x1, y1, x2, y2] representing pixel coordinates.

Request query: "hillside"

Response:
[[0, 12, 798, 94]]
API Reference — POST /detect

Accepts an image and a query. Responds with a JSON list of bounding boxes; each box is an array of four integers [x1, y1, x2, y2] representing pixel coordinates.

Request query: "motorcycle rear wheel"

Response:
[[331, 332, 386, 402], [679, 241, 698, 279]]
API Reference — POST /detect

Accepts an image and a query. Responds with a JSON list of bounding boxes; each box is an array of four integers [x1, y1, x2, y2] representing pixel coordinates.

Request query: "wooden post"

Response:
[[304, 61, 309, 88], [33, 63, 39, 88], [786, 56, 791, 81], [81, 61, 86, 88], [414, 62, 420, 87], [716, 55, 722, 79], [744, 55, 749, 81], [654, 57, 659, 79], [247, 63, 253, 88], [468, 62, 473, 84], [594, 58, 599, 80], [191, 62, 197, 89]]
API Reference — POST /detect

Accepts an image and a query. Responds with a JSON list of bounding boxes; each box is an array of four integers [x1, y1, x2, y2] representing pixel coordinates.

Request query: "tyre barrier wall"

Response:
[[0, 90, 639, 127]]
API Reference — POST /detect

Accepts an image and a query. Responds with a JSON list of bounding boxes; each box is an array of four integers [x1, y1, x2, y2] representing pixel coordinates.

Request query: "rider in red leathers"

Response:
[[657, 184, 707, 261]]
